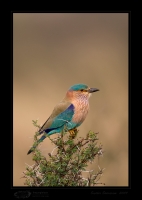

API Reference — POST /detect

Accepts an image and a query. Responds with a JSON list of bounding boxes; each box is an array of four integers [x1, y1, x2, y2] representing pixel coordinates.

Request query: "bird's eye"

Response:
[[80, 89, 84, 92]]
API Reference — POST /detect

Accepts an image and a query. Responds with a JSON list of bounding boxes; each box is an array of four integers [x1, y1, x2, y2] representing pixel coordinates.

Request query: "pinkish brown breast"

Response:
[[71, 99, 89, 124]]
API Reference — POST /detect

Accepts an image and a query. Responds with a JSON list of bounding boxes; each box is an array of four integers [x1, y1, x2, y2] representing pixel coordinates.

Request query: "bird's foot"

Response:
[[69, 128, 78, 139]]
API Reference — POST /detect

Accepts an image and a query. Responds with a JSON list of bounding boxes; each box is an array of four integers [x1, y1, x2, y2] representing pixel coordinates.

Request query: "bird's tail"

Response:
[[27, 135, 47, 155]]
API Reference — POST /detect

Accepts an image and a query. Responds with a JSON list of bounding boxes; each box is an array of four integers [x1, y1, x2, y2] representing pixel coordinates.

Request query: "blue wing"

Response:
[[27, 103, 75, 155], [50, 104, 74, 128], [39, 103, 75, 134]]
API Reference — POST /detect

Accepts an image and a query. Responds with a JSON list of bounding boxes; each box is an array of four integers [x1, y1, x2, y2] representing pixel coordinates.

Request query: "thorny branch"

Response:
[[23, 120, 105, 186]]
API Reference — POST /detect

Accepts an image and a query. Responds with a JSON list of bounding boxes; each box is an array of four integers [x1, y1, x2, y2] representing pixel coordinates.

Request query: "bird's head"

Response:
[[66, 84, 99, 100]]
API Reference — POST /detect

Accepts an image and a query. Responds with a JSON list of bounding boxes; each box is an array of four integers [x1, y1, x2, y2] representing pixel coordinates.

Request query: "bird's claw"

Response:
[[69, 128, 78, 139]]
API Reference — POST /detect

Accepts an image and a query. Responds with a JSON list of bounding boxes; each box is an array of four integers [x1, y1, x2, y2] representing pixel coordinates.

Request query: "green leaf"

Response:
[[24, 122, 105, 186]]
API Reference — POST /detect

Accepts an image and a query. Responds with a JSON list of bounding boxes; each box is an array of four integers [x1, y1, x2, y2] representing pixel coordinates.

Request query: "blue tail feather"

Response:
[[27, 134, 47, 154]]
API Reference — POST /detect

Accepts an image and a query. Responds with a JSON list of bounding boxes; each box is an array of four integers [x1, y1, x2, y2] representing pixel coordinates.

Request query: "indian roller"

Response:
[[27, 83, 99, 154]]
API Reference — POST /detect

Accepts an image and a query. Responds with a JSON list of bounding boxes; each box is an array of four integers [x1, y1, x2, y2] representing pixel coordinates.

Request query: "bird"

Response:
[[27, 83, 99, 154]]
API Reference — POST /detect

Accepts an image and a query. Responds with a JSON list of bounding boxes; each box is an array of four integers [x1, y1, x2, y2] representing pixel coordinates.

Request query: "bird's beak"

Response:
[[88, 88, 99, 93]]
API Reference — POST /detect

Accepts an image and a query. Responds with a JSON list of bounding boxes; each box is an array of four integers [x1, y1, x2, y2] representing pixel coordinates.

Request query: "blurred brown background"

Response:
[[13, 13, 128, 186]]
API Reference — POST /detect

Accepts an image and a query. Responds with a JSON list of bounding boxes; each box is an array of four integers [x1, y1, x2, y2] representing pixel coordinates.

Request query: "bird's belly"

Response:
[[72, 103, 89, 125], [72, 110, 88, 124]]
